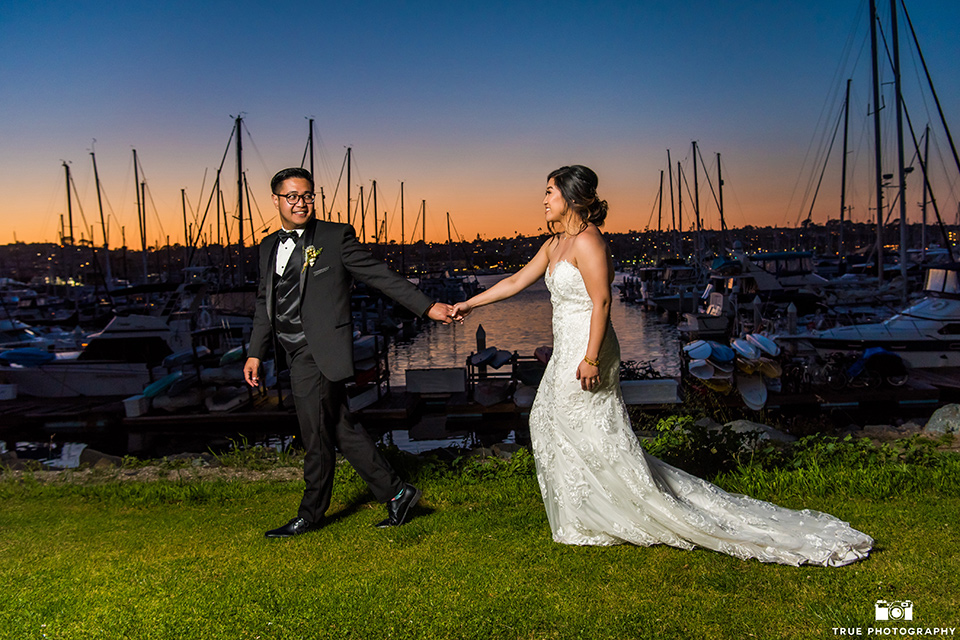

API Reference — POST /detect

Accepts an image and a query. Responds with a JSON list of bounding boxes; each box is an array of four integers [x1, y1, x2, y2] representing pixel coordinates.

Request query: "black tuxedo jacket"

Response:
[[248, 218, 433, 381]]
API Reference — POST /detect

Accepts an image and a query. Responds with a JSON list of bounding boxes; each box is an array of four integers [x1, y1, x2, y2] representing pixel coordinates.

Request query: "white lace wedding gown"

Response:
[[528, 260, 872, 566]]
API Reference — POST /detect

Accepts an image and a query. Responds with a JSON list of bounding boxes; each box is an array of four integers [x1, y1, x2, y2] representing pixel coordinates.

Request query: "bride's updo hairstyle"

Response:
[[548, 165, 608, 234]]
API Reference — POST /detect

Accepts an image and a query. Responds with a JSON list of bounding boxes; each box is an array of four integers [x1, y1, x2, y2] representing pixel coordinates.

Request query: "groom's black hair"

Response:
[[271, 167, 315, 194]]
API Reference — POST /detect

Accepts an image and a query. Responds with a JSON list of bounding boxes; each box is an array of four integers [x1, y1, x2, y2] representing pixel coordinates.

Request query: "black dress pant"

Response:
[[287, 344, 402, 523]]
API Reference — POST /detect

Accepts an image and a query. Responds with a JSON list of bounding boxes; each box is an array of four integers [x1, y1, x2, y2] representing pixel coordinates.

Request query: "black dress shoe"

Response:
[[376, 483, 422, 528], [265, 517, 318, 538]]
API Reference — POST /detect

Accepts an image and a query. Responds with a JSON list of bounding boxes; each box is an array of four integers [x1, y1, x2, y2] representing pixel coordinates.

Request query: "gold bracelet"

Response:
[[583, 355, 600, 367]]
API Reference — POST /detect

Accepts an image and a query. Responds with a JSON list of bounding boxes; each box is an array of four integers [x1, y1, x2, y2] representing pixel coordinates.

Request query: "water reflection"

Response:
[[390, 273, 681, 378]]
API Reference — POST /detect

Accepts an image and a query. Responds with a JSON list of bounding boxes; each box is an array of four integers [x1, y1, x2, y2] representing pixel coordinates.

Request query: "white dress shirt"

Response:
[[274, 228, 303, 275]]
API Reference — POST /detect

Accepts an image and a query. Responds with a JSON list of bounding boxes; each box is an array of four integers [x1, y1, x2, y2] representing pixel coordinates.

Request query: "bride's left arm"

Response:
[[576, 233, 613, 389]]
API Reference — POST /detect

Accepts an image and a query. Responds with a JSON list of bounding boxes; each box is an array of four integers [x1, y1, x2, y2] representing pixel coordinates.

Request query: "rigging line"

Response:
[[67, 172, 92, 242], [802, 102, 846, 225], [243, 173, 269, 244], [900, 0, 960, 181], [449, 214, 465, 243], [783, 4, 866, 226], [409, 201, 423, 244], [315, 131, 337, 195], [643, 184, 660, 231], [190, 125, 239, 264], [715, 160, 748, 227], [326, 150, 348, 221], [930, 135, 960, 203], [694, 145, 722, 225], [387, 183, 402, 238], [679, 167, 696, 232], [876, 9, 954, 253], [796, 89, 849, 227], [195, 168, 208, 216], [300, 135, 310, 169], [240, 119, 272, 188], [143, 184, 167, 244], [184, 189, 201, 229], [898, 89, 957, 259]]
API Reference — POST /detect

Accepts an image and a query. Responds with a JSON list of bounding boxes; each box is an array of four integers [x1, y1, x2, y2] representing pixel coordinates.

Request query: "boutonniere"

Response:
[[303, 245, 322, 272]]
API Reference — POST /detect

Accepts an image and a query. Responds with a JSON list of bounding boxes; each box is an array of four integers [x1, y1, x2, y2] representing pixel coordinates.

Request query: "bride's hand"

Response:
[[451, 302, 472, 324], [576, 359, 601, 391]]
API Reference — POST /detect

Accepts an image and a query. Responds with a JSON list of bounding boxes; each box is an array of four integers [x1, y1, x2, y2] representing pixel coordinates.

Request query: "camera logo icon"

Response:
[[875, 600, 913, 621]]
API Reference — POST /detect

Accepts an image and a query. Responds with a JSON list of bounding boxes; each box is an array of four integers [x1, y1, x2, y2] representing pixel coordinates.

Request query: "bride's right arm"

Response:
[[453, 239, 552, 318]]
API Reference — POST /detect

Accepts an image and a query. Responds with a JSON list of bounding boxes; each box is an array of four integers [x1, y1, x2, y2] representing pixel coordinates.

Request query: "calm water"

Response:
[[388, 273, 682, 379], [13, 273, 682, 464]]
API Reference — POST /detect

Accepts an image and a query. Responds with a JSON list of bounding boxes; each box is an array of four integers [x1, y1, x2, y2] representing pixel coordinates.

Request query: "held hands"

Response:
[[243, 357, 262, 388], [427, 302, 457, 325], [576, 358, 601, 391], [450, 301, 472, 324]]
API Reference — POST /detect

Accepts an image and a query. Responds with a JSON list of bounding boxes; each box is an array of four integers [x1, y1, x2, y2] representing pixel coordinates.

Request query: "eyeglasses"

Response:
[[275, 191, 316, 205]]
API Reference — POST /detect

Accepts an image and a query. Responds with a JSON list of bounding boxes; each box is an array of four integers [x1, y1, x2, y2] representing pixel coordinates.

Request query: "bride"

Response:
[[451, 165, 872, 567]]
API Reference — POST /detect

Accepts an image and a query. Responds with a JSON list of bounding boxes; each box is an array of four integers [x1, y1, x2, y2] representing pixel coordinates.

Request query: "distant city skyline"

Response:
[[2, 0, 958, 247]]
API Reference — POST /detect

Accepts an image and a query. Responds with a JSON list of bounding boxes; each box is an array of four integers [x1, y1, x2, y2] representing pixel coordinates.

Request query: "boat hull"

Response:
[[1, 362, 152, 397]]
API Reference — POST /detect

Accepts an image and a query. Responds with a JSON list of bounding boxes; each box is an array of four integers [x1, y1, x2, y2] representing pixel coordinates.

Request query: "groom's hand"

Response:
[[243, 357, 262, 387], [427, 302, 456, 325]]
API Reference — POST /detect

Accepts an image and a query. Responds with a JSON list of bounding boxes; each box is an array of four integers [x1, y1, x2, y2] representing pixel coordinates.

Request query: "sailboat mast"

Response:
[[372, 180, 378, 245], [181, 188, 189, 268], [667, 150, 676, 254], [869, 0, 885, 285], [359, 185, 365, 241], [308, 118, 315, 178], [62, 161, 74, 245], [692, 141, 702, 259], [132, 149, 148, 282], [140, 181, 148, 282], [677, 161, 683, 259], [400, 182, 405, 276], [840, 79, 851, 261], [657, 169, 663, 264], [215, 169, 222, 246], [235, 115, 245, 285], [922, 126, 930, 261], [90, 151, 112, 283], [890, 0, 909, 301], [346, 147, 352, 226], [717, 152, 727, 256], [447, 212, 453, 265]]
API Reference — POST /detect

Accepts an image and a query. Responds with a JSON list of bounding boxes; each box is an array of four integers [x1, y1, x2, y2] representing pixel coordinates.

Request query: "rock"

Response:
[[79, 448, 123, 469], [695, 417, 722, 431], [469, 446, 495, 459], [492, 443, 523, 459], [922, 404, 960, 436], [898, 420, 924, 434], [723, 419, 797, 443], [0, 450, 28, 470], [863, 424, 901, 441]]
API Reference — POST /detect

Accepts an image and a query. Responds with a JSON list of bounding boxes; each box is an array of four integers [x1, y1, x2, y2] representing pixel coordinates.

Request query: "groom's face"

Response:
[[272, 177, 316, 230]]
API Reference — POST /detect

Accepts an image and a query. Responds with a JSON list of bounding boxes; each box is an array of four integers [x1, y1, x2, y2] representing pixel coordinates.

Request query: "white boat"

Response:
[[0, 315, 177, 397], [790, 264, 960, 369]]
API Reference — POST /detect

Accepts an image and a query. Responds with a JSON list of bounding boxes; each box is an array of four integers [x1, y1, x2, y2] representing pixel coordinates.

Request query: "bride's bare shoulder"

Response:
[[577, 225, 607, 254]]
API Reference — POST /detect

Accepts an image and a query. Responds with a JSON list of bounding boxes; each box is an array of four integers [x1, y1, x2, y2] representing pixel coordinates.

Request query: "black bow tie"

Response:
[[277, 229, 299, 244]]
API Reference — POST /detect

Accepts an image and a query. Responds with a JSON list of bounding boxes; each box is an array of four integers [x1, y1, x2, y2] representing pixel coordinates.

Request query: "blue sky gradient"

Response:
[[2, 0, 958, 246]]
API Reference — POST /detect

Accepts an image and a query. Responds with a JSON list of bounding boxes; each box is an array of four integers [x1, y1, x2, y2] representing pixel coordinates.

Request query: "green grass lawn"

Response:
[[1, 454, 958, 640]]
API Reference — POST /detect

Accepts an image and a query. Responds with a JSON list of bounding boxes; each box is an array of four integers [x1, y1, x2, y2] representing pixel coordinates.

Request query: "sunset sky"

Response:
[[2, 0, 959, 247]]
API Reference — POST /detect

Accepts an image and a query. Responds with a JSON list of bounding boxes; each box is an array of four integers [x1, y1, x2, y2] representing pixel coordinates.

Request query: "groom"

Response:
[[244, 167, 454, 537]]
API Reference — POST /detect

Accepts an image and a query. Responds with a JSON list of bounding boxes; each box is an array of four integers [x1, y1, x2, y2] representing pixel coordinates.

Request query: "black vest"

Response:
[[274, 238, 308, 353]]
